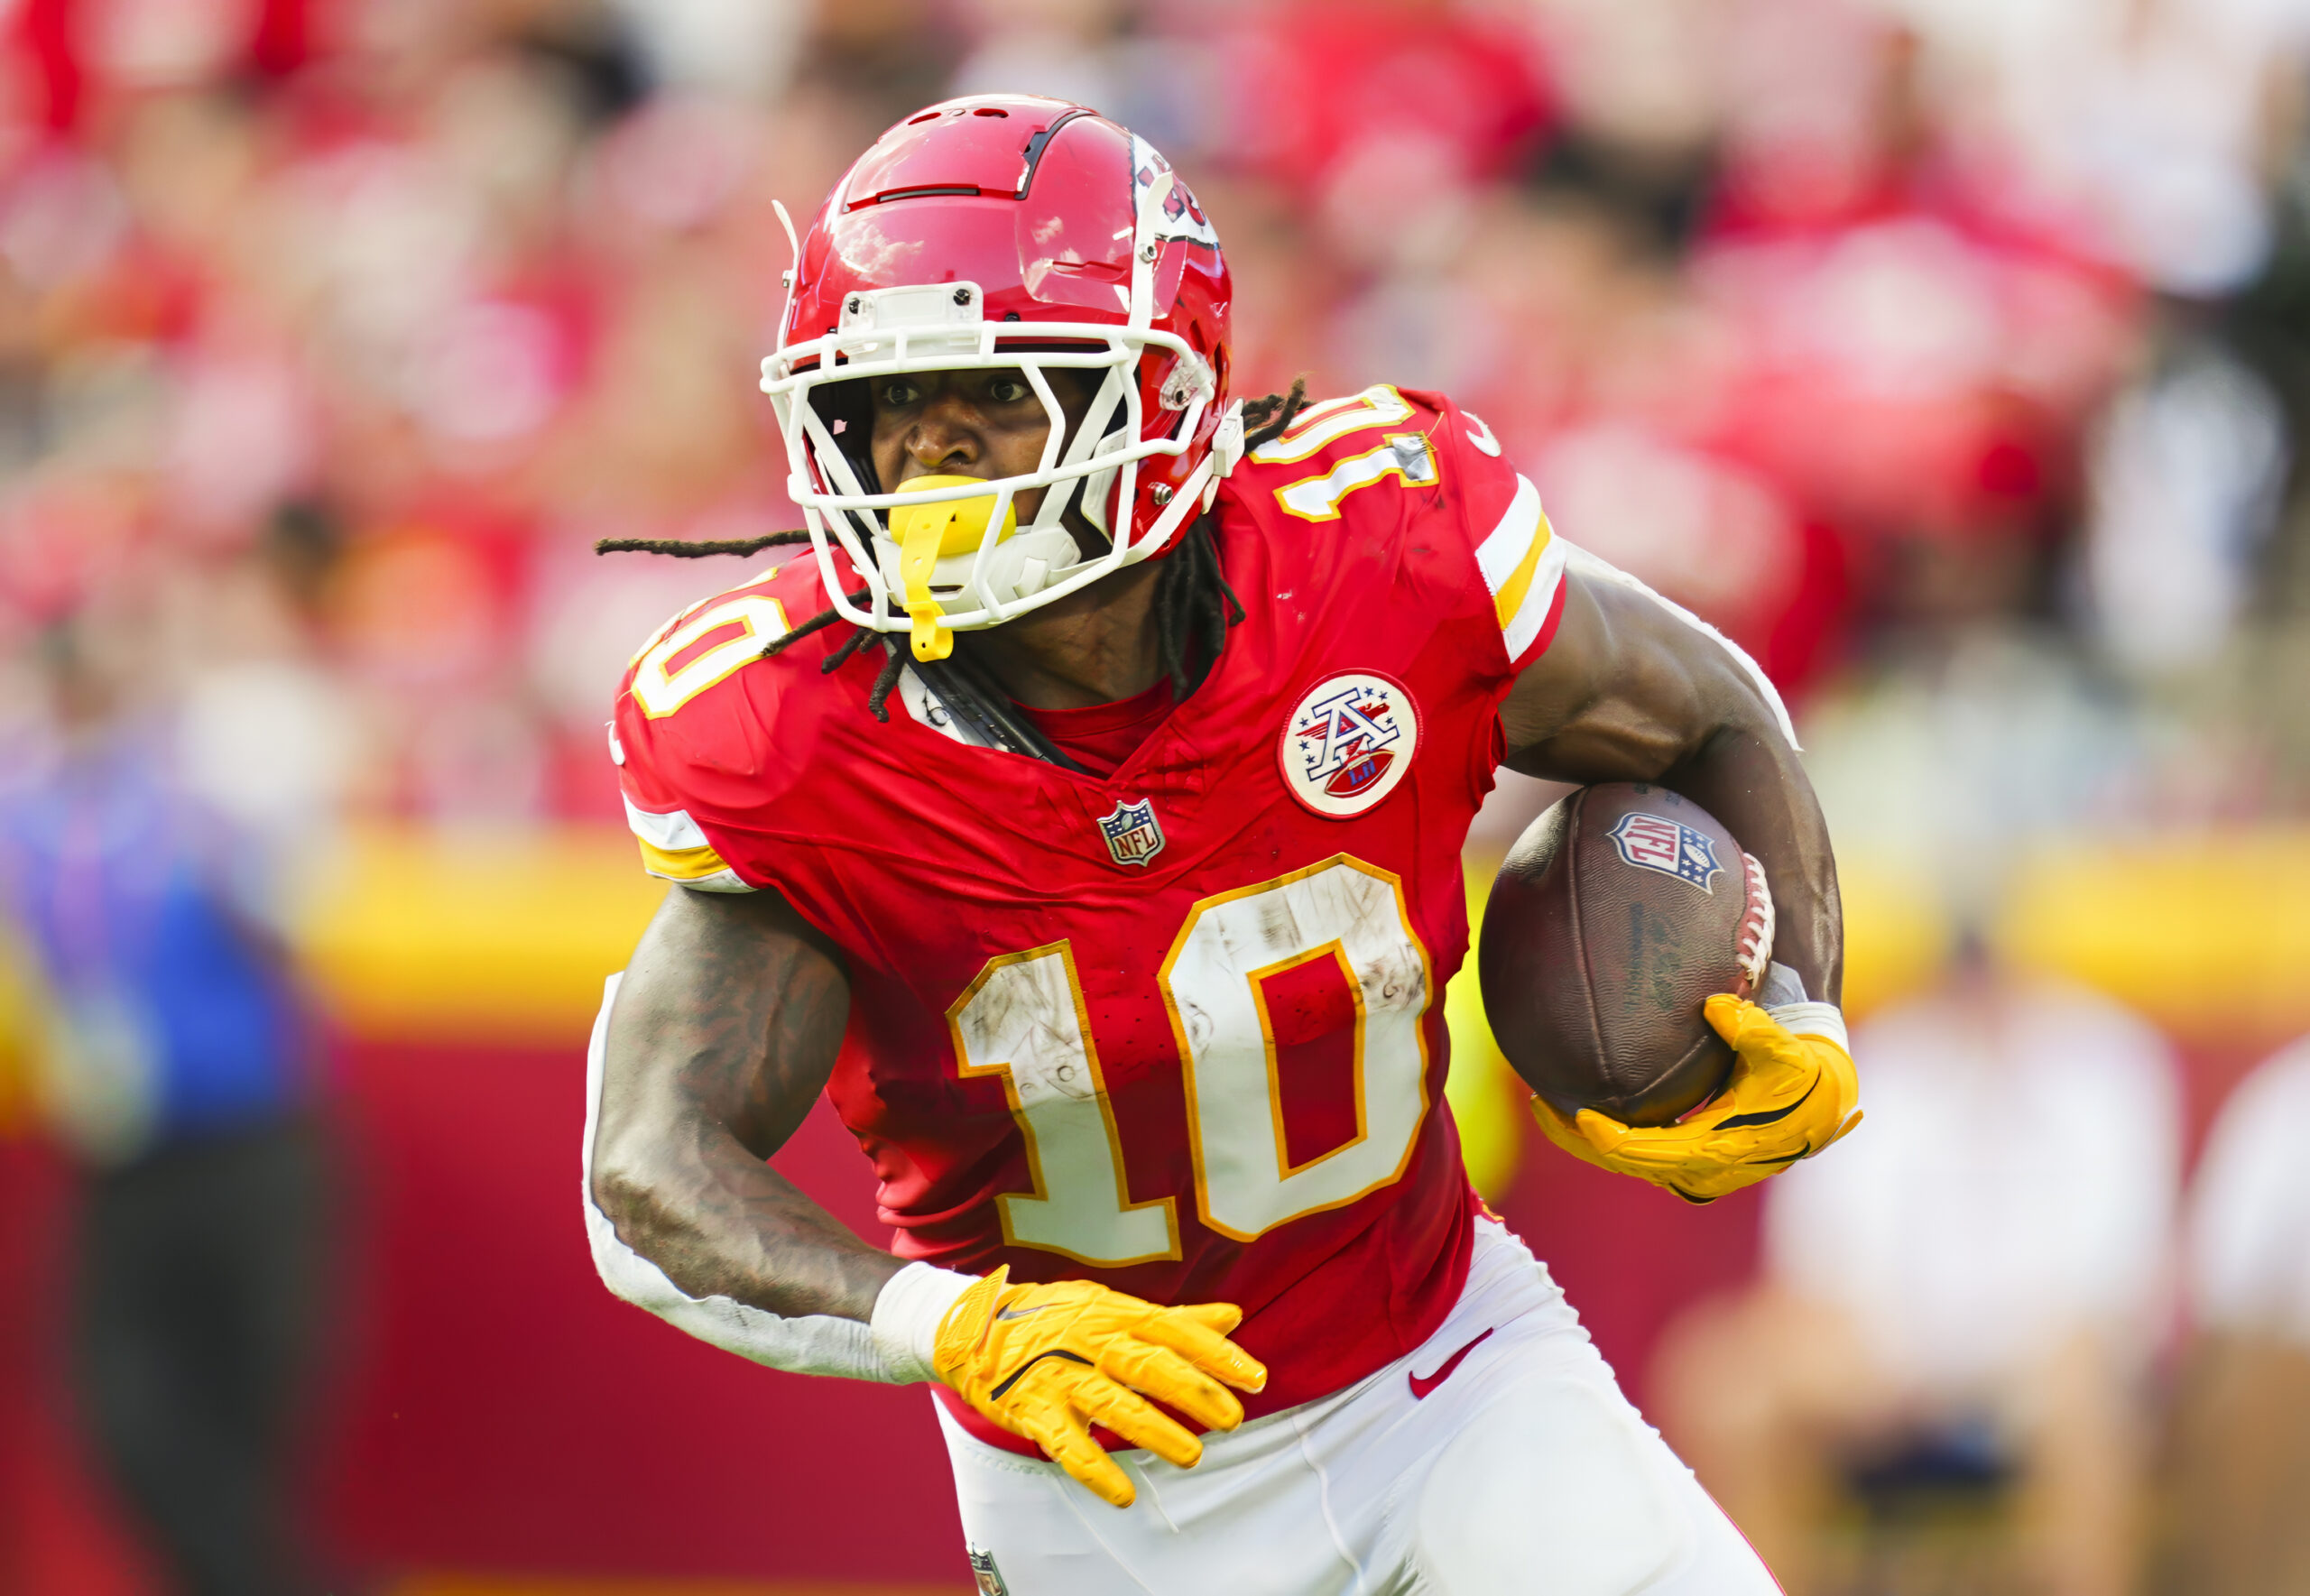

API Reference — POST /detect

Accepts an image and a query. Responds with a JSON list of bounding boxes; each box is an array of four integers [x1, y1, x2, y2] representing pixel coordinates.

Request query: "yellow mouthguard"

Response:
[[887, 475, 1017, 662]]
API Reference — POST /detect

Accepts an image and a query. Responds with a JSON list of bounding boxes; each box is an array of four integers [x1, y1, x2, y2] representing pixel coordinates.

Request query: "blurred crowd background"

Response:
[[1, 0, 2308, 1592]]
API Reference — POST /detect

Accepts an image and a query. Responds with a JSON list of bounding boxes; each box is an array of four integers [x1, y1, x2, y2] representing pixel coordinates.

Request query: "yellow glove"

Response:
[[1531, 994, 1862, 1204], [932, 1267, 1268, 1508]]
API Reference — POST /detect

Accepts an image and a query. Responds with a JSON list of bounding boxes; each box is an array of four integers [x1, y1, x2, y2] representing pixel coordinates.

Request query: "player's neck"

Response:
[[956, 561, 1163, 710]]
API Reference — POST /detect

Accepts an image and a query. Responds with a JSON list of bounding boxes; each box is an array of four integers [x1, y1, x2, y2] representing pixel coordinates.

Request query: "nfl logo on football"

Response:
[[1608, 810, 1723, 892], [1097, 798, 1166, 868]]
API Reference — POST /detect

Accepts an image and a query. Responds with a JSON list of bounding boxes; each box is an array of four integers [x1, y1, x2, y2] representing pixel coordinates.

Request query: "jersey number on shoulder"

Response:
[[631, 594, 790, 719], [948, 856, 1434, 1264], [1248, 385, 1414, 464], [1250, 384, 1443, 522]]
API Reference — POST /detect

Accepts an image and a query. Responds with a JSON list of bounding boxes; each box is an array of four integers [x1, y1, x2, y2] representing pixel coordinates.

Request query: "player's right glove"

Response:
[[1529, 995, 1862, 1204], [931, 1267, 1268, 1508]]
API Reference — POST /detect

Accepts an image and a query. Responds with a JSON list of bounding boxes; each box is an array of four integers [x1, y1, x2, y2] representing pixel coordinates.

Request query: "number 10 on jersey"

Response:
[[947, 856, 1437, 1265]]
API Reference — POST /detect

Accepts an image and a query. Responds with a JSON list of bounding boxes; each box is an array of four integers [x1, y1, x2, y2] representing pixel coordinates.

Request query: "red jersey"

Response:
[[612, 386, 1568, 1450]]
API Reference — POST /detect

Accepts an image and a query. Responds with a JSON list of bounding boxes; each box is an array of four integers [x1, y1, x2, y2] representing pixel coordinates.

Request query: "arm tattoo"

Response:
[[590, 885, 905, 1324]]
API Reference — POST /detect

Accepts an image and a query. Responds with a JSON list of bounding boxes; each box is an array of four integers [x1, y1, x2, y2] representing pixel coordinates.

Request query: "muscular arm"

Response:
[[589, 883, 902, 1324], [1500, 568, 1842, 1005]]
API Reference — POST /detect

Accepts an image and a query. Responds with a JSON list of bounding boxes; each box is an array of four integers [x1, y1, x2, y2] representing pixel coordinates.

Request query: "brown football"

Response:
[[1478, 783, 1774, 1127]]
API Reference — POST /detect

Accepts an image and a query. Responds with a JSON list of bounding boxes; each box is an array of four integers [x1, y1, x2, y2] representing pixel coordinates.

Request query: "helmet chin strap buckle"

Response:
[[1210, 406, 1246, 479]]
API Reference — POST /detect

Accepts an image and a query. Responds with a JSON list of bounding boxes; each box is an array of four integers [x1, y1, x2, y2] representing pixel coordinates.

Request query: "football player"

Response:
[[587, 97, 1859, 1595]]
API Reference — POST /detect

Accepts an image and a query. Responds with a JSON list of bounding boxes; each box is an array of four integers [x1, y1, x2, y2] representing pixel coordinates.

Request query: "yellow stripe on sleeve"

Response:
[[1491, 512, 1554, 632], [635, 837, 736, 883]]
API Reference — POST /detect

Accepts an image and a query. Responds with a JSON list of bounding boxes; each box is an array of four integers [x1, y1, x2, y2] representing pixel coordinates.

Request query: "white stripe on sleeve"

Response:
[[1502, 538, 1569, 661], [624, 795, 710, 852], [1476, 475, 1543, 593]]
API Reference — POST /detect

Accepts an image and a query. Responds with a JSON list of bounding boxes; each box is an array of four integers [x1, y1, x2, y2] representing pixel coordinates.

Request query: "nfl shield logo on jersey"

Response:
[[966, 1545, 1010, 1595], [1097, 798, 1166, 868], [1280, 670, 1422, 818], [1609, 811, 1723, 892]]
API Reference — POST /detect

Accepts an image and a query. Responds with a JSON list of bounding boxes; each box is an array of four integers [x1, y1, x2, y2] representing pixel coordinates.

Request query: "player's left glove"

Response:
[[1529, 994, 1862, 1204], [931, 1267, 1268, 1508]]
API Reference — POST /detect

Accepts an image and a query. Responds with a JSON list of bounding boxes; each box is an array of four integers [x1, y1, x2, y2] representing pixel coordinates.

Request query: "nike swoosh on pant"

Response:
[[1409, 1327, 1494, 1400]]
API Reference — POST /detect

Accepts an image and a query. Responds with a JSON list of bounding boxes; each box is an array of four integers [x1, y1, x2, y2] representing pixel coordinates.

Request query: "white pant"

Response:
[[937, 1222, 1781, 1596]]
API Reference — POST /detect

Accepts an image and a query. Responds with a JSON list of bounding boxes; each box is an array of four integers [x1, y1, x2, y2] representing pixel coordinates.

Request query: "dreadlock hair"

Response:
[[1238, 376, 1308, 454], [593, 378, 1314, 733], [1150, 511, 1243, 702], [1140, 376, 1302, 698], [592, 530, 814, 558]]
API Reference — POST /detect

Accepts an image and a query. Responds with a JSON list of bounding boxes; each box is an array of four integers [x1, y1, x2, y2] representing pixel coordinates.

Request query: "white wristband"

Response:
[[871, 1261, 976, 1385], [1766, 1000, 1849, 1053]]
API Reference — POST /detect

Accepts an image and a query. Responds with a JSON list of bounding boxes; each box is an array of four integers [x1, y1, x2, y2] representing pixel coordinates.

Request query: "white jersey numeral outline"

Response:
[[1247, 383, 1416, 464], [1163, 855, 1435, 1241], [948, 942, 1180, 1267], [948, 856, 1436, 1264], [1273, 433, 1440, 522], [631, 592, 790, 719]]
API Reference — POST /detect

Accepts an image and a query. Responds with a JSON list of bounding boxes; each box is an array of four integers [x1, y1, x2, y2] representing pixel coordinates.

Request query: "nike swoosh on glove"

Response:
[[932, 1267, 1269, 1508], [1529, 994, 1862, 1204]]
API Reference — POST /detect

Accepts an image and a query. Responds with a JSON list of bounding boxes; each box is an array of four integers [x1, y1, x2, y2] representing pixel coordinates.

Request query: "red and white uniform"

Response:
[[613, 385, 1564, 1451], [599, 385, 1787, 1592]]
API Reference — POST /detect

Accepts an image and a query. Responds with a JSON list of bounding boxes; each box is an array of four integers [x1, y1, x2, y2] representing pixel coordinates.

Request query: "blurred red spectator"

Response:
[[1220, 0, 1552, 234]]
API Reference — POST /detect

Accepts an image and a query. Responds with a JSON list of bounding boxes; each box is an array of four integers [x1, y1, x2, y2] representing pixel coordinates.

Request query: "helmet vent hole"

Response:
[[907, 111, 940, 125], [973, 107, 1010, 117]]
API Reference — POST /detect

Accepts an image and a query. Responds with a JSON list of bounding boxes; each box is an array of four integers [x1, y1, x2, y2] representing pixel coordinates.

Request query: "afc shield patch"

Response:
[[1609, 811, 1723, 892], [1280, 670, 1421, 818], [967, 1545, 1011, 1595], [1097, 798, 1166, 868]]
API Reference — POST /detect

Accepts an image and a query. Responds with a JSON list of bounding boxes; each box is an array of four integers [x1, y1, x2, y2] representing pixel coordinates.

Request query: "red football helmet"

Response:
[[760, 96, 1242, 657]]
